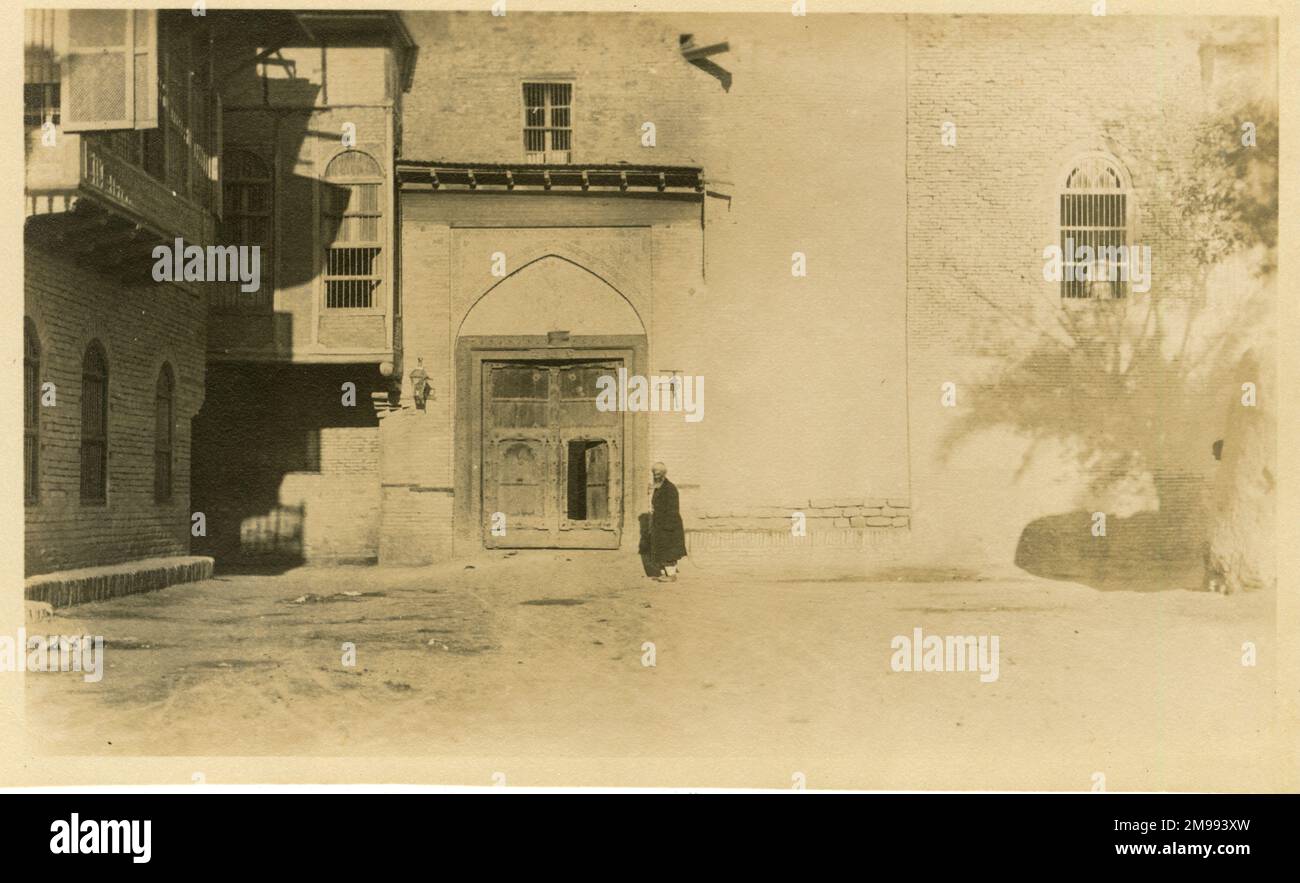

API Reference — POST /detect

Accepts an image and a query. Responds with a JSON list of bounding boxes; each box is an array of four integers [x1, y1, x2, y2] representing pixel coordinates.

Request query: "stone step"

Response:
[[25, 555, 214, 609]]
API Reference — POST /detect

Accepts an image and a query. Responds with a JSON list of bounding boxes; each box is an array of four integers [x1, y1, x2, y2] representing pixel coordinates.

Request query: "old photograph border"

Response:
[[1, 0, 1296, 792]]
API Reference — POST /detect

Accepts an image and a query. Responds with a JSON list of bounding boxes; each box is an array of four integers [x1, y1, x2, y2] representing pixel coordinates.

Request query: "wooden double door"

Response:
[[482, 360, 623, 549]]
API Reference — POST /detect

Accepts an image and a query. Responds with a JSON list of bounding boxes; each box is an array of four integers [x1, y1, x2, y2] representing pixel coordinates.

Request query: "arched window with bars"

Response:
[[154, 363, 175, 502], [24, 318, 40, 505], [216, 149, 273, 312], [322, 150, 384, 310], [1059, 154, 1132, 299], [80, 341, 109, 504]]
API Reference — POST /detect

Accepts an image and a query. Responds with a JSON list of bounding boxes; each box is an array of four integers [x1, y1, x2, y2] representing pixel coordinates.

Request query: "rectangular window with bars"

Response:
[[24, 83, 60, 127], [322, 180, 383, 309], [80, 349, 108, 504], [523, 82, 572, 164]]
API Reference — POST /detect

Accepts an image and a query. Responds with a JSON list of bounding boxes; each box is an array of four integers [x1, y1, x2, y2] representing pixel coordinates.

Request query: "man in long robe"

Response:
[[647, 462, 687, 582]]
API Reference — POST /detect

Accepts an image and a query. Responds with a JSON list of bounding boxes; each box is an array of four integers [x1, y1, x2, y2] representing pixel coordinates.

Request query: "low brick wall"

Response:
[[25, 555, 214, 608], [684, 498, 911, 553]]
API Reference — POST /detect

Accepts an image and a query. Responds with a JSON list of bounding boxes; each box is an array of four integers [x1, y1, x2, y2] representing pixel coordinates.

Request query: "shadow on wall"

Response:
[[212, 503, 307, 576], [941, 300, 1245, 590], [945, 102, 1276, 588], [191, 362, 382, 574]]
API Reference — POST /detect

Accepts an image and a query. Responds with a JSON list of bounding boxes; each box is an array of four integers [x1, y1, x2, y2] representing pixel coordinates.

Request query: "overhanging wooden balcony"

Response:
[[25, 130, 214, 273]]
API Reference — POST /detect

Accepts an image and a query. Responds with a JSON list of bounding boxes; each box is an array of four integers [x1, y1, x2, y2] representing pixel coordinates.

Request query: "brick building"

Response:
[[380, 12, 1272, 570], [22, 10, 415, 594], [23, 9, 221, 586], [381, 13, 913, 565], [27, 10, 1272, 582], [904, 15, 1276, 574], [190, 11, 415, 567]]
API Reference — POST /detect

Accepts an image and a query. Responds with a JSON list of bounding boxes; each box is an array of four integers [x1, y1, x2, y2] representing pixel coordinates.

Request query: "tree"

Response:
[[945, 101, 1276, 592]]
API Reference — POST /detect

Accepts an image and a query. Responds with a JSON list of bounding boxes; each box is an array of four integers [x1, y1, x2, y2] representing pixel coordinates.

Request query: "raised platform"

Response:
[[25, 556, 215, 609]]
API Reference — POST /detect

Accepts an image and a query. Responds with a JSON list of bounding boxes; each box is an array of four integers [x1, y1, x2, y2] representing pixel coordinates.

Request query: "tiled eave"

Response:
[[396, 161, 704, 196]]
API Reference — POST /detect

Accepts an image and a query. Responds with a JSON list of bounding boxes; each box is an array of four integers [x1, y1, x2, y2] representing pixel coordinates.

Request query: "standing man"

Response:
[[648, 462, 687, 582]]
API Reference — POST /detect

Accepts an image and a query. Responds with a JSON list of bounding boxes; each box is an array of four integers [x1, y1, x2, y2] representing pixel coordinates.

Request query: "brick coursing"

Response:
[[686, 499, 911, 533], [904, 15, 1271, 566], [26, 555, 214, 608], [390, 14, 913, 560], [24, 242, 207, 576], [400, 12, 710, 168]]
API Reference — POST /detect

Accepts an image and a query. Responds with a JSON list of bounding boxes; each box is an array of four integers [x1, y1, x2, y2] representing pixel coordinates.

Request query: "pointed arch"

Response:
[[458, 254, 647, 338]]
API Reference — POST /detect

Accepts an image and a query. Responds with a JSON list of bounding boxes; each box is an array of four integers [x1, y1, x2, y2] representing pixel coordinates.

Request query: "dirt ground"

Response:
[[23, 550, 1279, 790]]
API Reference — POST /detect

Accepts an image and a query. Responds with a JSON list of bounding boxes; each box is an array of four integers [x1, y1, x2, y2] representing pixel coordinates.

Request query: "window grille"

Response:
[[24, 319, 40, 505], [322, 150, 384, 310], [523, 82, 572, 163], [80, 342, 109, 503], [154, 364, 174, 502], [1060, 155, 1131, 299]]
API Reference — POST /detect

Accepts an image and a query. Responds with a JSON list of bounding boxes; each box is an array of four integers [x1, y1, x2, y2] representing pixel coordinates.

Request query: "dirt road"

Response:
[[24, 551, 1277, 789]]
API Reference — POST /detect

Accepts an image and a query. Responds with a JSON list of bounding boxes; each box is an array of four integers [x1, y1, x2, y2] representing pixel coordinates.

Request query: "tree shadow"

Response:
[[941, 103, 1276, 590]]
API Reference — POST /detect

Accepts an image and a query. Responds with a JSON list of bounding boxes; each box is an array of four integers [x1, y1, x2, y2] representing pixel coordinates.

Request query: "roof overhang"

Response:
[[396, 161, 705, 196], [212, 10, 417, 92], [296, 11, 417, 91]]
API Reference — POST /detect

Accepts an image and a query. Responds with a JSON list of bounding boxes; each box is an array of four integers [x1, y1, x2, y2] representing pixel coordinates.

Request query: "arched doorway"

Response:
[[454, 256, 648, 551]]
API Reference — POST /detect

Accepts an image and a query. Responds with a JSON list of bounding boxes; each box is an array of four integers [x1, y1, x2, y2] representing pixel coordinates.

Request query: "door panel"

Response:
[[586, 442, 609, 520], [557, 435, 619, 547], [482, 359, 623, 549], [483, 433, 555, 547]]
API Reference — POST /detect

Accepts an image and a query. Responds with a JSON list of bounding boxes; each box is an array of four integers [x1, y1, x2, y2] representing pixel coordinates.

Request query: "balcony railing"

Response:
[[25, 132, 213, 249]]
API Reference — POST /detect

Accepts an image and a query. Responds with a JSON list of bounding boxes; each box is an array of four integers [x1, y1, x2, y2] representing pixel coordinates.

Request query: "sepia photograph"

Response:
[[3, 0, 1294, 827]]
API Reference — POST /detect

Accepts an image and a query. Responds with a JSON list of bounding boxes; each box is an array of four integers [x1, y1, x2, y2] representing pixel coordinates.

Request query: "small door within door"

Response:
[[483, 360, 622, 549]]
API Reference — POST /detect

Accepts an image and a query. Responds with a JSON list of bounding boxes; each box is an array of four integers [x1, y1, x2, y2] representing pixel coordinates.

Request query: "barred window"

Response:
[[23, 10, 60, 127], [80, 341, 109, 504], [24, 319, 40, 505], [1060, 154, 1131, 299], [154, 363, 174, 502], [215, 150, 273, 312], [523, 82, 572, 163], [23, 83, 60, 127], [322, 150, 383, 310]]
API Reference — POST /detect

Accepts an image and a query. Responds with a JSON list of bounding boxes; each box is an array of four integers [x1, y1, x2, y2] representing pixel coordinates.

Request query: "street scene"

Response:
[[17, 8, 1279, 790]]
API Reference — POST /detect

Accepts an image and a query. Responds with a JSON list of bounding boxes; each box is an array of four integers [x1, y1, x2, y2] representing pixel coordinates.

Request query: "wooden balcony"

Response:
[[25, 130, 214, 271]]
